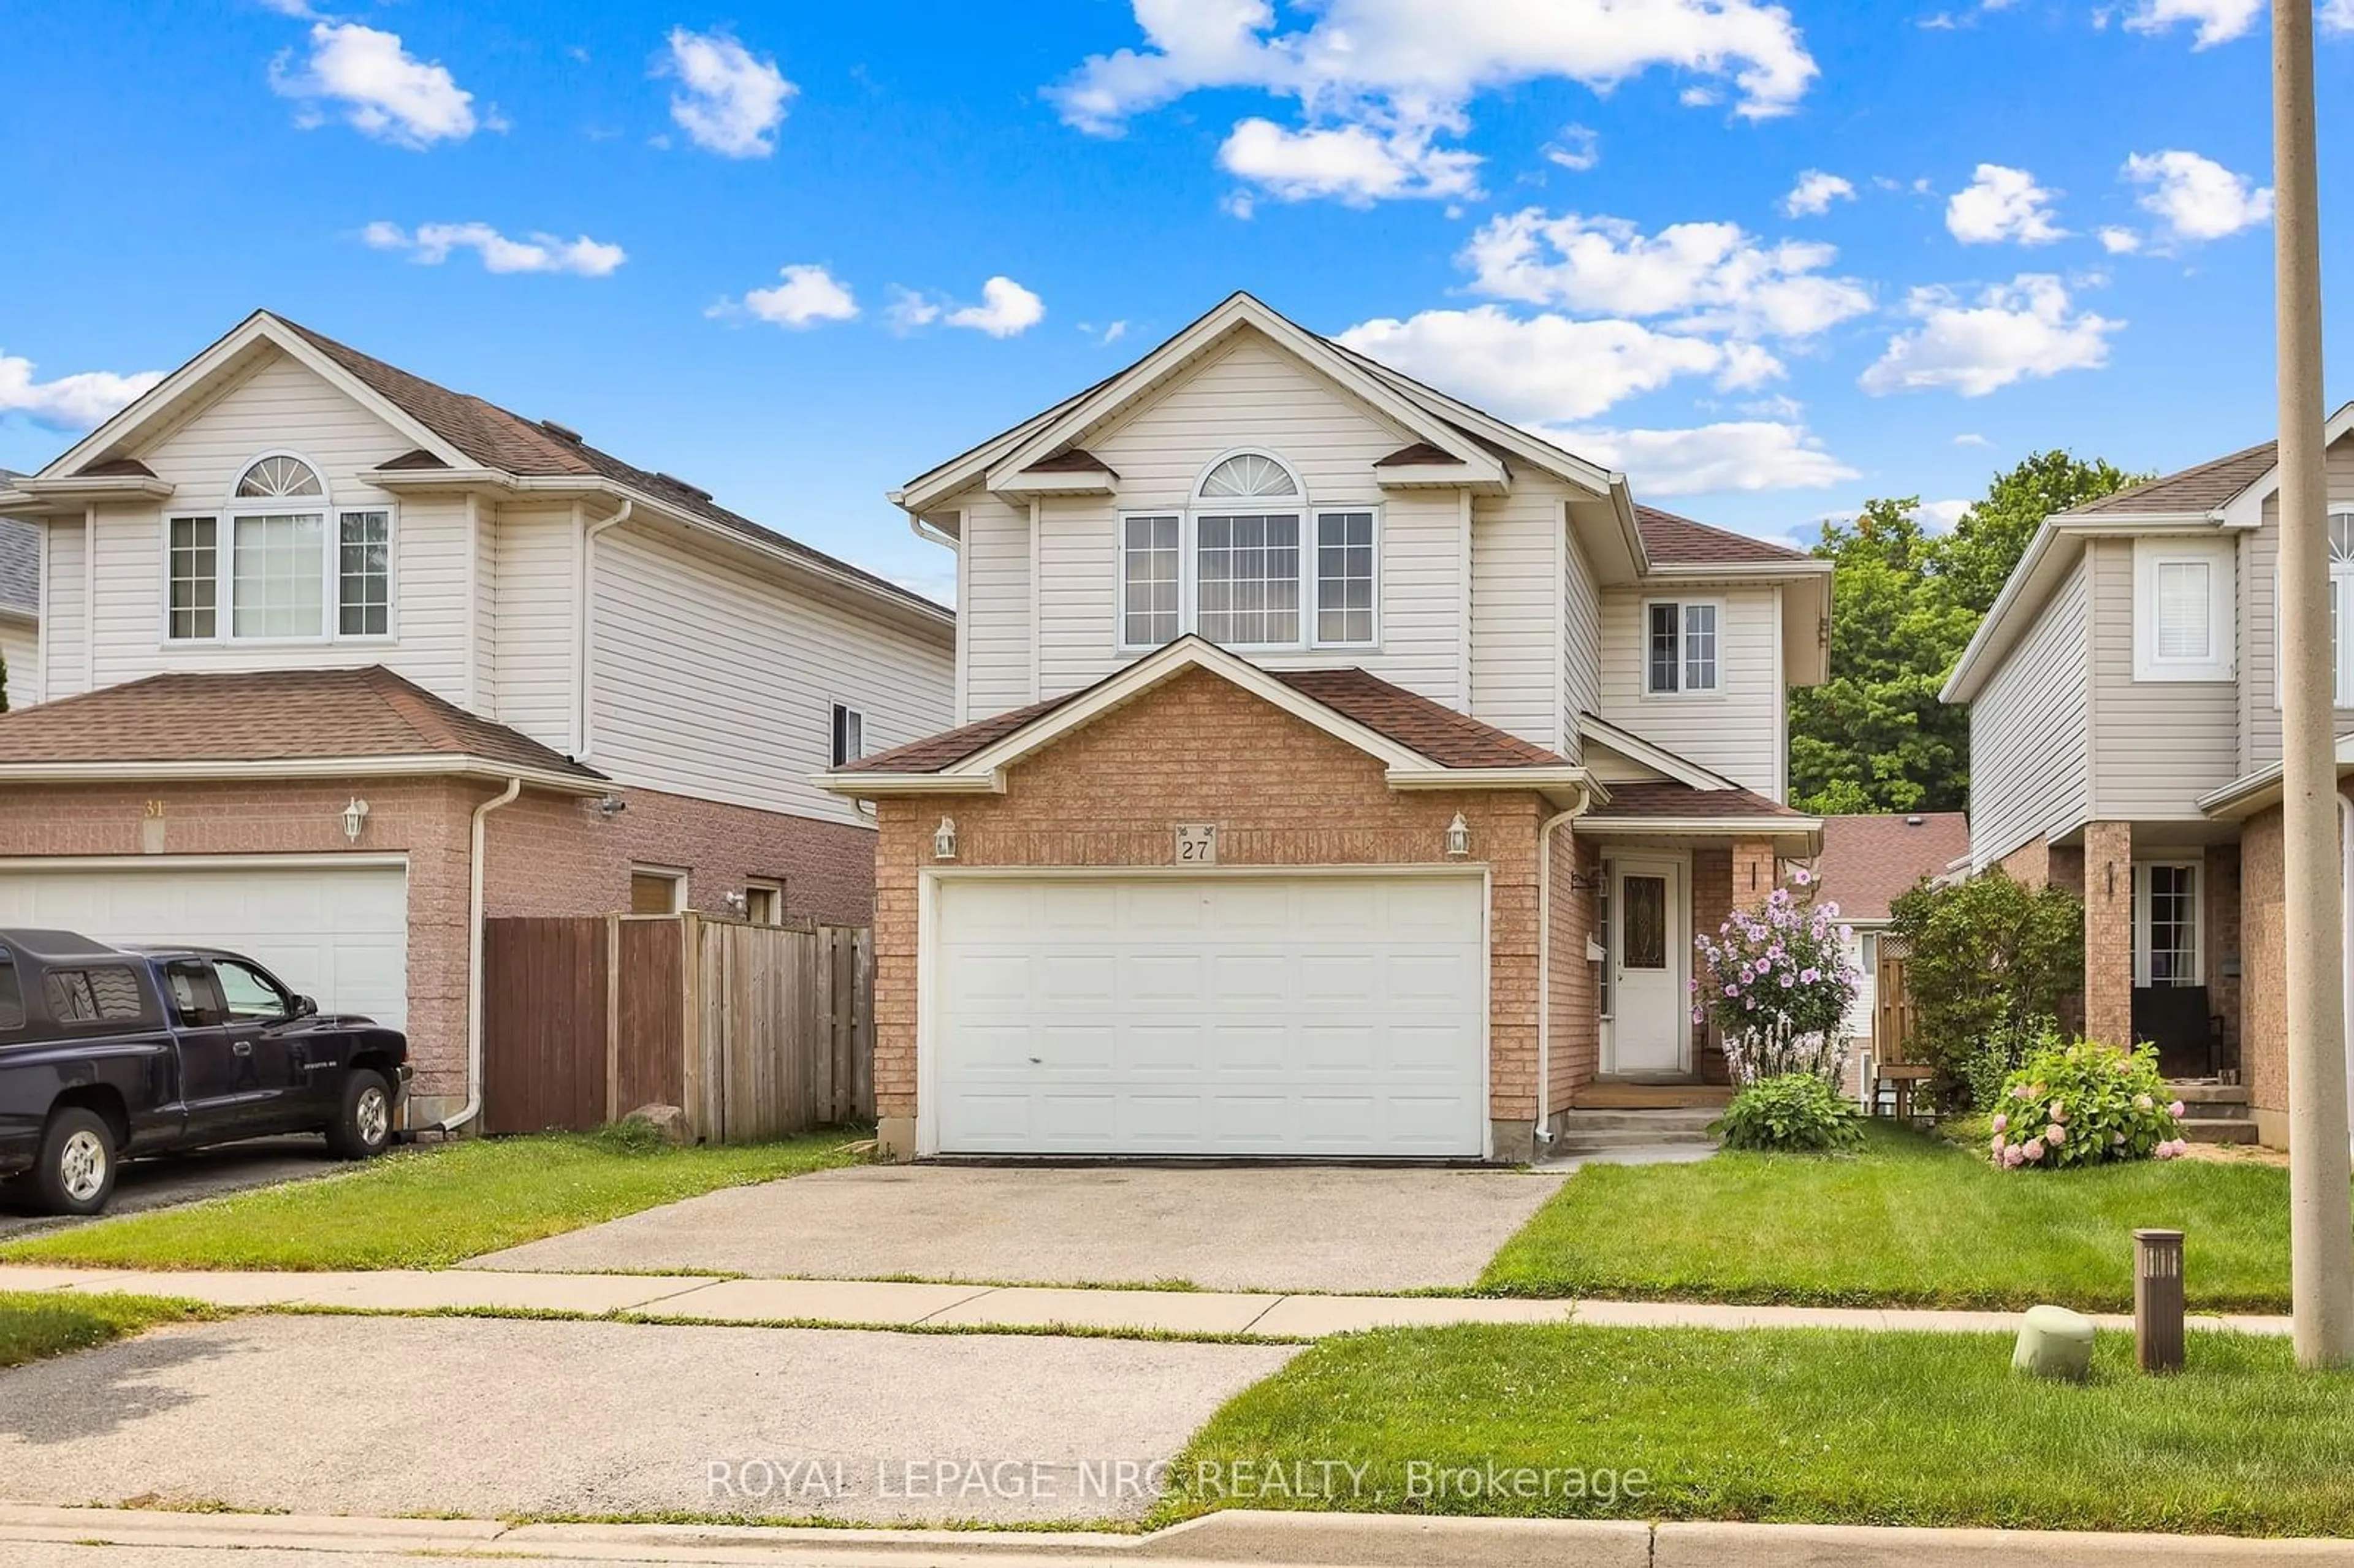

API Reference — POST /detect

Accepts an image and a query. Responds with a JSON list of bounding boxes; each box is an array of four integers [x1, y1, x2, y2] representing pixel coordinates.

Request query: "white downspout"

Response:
[[577, 500, 632, 760], [435, 775, 524, 1134], [1534, 786, 1593, 1151]]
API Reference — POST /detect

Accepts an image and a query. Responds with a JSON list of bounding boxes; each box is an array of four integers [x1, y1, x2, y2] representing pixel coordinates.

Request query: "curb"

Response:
[[0, 1506, 2345, 1566]]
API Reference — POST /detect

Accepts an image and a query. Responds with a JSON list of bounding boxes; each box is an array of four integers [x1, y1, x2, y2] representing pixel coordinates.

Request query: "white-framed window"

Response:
[[831, 702, 866, 767], [1113, 451, 1380, 654], [2132, 535, 2233, 682], [2133, 859, 2201, 988], [2330, 511, 2354, 705], [1644, 599, 1721, 695], [164, 454, 395, 644], [629, 866, 686, 916], [743, 880, 784, 926]]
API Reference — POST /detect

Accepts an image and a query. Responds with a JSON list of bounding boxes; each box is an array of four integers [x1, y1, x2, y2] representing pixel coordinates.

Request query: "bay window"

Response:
[[1114, 451, 1379, 653], [1644, 600, 1721, 695], [166, 455, 393, 643]]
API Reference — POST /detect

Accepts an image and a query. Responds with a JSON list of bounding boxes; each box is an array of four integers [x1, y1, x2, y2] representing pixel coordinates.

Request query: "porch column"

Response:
[[1732, 837, 1777, 908], [2084, 820, 2134, 1048]]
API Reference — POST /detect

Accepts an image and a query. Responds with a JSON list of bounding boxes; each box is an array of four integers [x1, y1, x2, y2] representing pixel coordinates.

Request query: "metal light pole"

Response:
[[2272, 0, 2354, 1369]]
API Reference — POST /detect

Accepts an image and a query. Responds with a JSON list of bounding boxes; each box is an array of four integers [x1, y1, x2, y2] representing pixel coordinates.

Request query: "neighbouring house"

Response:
[[817, 292, 1833, 1163], [0, 478, 34, 712], [1943, 403, 2354, 1148], [1810, 811, 1970, 1098], [0, 311, 954, 1128]]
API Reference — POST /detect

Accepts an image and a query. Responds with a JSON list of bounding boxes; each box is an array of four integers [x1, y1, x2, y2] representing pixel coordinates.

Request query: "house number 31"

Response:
[[1175, 823, 1219, 865]]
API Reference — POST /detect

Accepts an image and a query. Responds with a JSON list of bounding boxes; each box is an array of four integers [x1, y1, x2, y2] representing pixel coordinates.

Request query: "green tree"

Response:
[[1888, 871, 2085, 1098], [1788, 451, 2141, 814]]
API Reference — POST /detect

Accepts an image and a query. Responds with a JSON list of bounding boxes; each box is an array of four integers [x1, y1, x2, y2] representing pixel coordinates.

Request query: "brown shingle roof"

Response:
[[2070, 439, 2276, 516], [837, 653, 1564, 775], [1812, 812, 1970, 922], [273, 316, 944, 622], [1583, 780, 1806, 821], [1374, 441, 1463, 467], [74, 457, 157, 479], [0, 666, 603, 778], [1635, 505, 1810, 566], [1023, 447, 1118, 476]]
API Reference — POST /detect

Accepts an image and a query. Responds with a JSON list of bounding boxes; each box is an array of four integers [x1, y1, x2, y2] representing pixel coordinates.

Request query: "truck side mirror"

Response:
[[292, 994, 318, 1018]]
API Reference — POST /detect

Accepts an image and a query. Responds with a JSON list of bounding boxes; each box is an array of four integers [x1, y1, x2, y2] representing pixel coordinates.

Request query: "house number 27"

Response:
[[1175, 824, 1219, 865]]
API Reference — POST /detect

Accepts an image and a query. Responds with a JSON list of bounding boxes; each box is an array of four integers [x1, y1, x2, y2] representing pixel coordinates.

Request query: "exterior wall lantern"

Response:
[[934, 816, 958, 861], [341, 797, 370, 843], [1444, 812, 1471, 858]]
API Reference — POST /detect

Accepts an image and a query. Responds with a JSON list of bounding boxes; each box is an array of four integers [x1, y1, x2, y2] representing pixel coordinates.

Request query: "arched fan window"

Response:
[[2332, 509, 2354, 706], [1195, 451, 1299, 501], [234, 454, 324, 498]]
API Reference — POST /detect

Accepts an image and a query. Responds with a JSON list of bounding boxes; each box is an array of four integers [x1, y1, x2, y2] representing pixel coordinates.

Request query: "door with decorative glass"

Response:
[[1607, 856, 1686, 1074]]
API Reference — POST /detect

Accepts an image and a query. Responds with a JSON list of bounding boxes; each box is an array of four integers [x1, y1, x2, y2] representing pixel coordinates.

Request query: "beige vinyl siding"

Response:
[[1561, 504, 1602, 764], [1968, 555, 2090, 870], [1, 615, 35, 710], [471, 498, 497, 715], [959, 490, 1032, 721], [2239, 435, 2354, 767], [1596, 584, 1784, 797], [588, 521, 952, 823], [2087, 536, 2239, 814], [1470, 486, 1563, 751], [37, 517, 85, 701], [489, 501, 576, 752], [83, 349, 471, 702]]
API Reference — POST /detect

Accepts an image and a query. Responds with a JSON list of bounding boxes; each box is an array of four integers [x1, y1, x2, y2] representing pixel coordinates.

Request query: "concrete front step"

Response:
[[1552, 1129, 1721, 1153], [1556, 1109, 1724, 1133], [2182, 1117, 2259, 1146]]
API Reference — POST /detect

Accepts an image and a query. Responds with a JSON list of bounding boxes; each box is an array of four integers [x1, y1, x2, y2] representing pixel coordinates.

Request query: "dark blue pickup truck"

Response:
[[0, 929, 409, 1216]]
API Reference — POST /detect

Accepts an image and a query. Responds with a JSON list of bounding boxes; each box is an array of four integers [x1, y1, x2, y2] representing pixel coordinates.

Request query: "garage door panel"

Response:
[[932, 873, 1485, 1158], [0, 861, 408, 1033]]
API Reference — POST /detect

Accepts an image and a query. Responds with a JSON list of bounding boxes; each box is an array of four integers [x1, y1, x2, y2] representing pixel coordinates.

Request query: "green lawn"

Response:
[[1161, 1322, 2354, 1536], [1482, 1122, 2293, 1312], [0, 1291, 218, 1370], [0, 1127, 864, 1272]]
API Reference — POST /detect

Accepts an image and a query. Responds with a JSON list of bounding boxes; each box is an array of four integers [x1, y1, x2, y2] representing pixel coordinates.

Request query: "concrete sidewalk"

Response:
[[0, 1504, 2345, 1567], [0, 1263, 2296, 1339]]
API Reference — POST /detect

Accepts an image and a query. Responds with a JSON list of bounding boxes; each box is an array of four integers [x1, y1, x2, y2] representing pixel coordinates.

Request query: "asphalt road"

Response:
[[0, 1315, 1297, 1524], [0, 1137, 343, 1241]]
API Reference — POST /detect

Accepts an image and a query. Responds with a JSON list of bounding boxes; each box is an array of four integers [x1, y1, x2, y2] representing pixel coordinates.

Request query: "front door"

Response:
[[1610, 857, 1685, 1074]]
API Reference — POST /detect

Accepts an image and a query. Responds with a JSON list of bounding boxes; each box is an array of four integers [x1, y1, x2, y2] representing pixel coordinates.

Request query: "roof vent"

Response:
[[539, 419, 584, 444], [1905, 815, 1924, 826], [654, 472, 714, 502]]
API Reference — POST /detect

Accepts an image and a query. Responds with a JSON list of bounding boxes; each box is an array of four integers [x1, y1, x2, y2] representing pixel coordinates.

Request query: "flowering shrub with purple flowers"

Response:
[[1692, 867, 1862, 1087], [1989, 1035, 2188, 1170]]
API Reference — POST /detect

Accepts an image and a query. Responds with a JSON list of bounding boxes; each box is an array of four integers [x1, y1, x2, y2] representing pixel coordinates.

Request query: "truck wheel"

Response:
[[36, 1108, 118, 1217], [327, 1069, 394, 1160]]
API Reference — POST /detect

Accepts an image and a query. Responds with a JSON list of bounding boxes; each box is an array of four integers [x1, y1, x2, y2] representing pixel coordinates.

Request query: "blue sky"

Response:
[[2, 0, 2350, 600]]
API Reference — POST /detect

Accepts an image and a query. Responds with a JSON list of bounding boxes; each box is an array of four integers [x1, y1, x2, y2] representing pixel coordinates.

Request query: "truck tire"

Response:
[[327, 1069, 394, 1160], [35, 1107, 118, 1217]]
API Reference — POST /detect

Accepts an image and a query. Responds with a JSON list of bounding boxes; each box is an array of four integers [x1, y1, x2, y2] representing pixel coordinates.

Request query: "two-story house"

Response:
[[818, 293, 1832, 1163], [0, 500, 33, 712], [0, 311, 954, 1128], [1944, 405, 2354, 1149]]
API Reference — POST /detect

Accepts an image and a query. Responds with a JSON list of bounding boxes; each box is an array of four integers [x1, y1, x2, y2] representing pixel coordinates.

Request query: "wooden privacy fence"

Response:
[[1874, 937, 1916, 1065], [482, 912, 874, 1140]]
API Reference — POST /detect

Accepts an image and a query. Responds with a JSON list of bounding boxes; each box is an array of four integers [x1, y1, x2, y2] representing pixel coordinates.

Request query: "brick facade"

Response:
[[2240, 805, 2287, 1140], [0, 774, 880, 1124], [2082, 820, 2135, 1049], [1546, 830, 1601, 1123], [870, 667, 1553, 1161]]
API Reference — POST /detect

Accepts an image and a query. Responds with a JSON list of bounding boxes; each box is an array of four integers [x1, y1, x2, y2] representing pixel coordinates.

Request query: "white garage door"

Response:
[[931, 872, 1486, 1157], [0, 859, 409, 1030]]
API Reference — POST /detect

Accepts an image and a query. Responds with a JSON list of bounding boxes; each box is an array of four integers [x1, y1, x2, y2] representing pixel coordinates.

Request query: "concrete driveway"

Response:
[[0, 1137, 343, 1242], [475, 1164, 1566, 1292], [0, 1315, 1293, 1524]]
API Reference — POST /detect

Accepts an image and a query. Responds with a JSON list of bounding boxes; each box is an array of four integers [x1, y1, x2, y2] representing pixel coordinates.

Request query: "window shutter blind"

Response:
[[2154, 561, 2209, 661]]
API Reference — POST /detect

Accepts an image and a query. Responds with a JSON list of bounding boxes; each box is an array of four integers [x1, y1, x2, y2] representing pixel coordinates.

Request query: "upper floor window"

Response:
[[166, 455, 393, 644], [1116, 451, 1379, 654], [831, 702, 866, 766], [2133, 535, 2233, 682], [2330, 511, 2354, 705], [1644, 600, 1720, 695]]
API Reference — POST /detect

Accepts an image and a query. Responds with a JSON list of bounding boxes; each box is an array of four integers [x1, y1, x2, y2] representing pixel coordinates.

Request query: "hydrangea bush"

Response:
[[1692, 869, 1862, 1087], [1989, 1033, 2189, 1170]]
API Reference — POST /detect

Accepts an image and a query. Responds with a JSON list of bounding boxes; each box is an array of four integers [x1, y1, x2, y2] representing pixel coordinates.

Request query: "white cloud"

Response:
[[1461, 208, 1873, 340], [1217, 116, 1480, 204], [1544, 123, 1600, 171], [1552, 419, 1858, 495], [2326, 0, 2354, 32], [1946, 163, 2066, 245], [2124, 149, 2274, 242], [1952, 431, 1994, 447], [715, 264, 860, 329], [1336, 305, 1781, 424], [362, 221, 626, 276], [2122, 0, 2262, 47], [0, 351, 163, 432], [1046, 0, 1817, 205], [885, 287, 943, 332], [1861, 274, 2121, 397], [2098, 225, 2144, 254], [269, 21, 481, 148], [1918, 498, 1974, 529], [945, 276, 1046, 338], [1078, 319, 1132, 346], [663, 28, 794, 158], [1782, 169, 1855, 217]]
